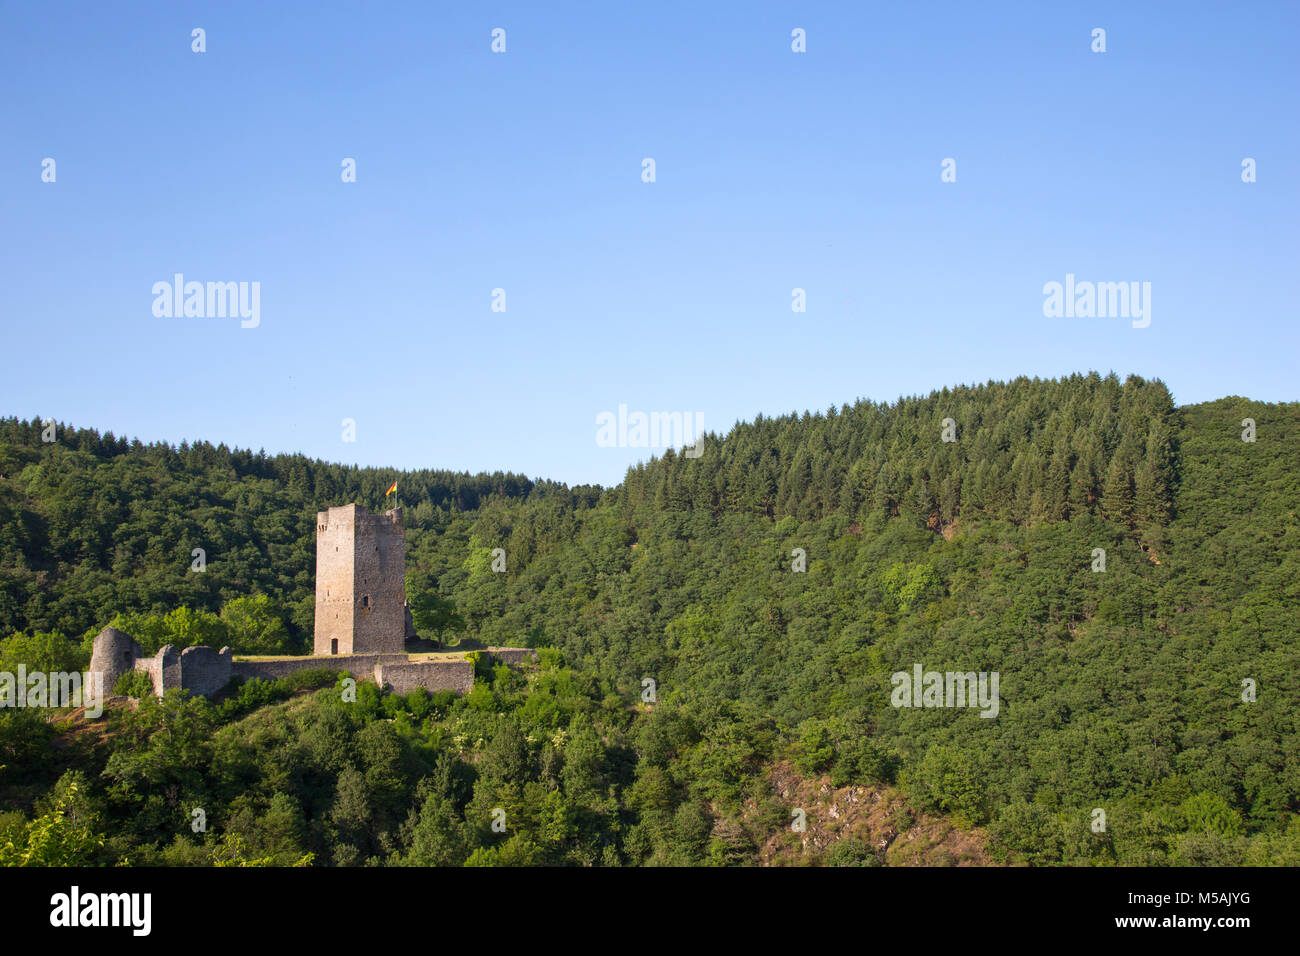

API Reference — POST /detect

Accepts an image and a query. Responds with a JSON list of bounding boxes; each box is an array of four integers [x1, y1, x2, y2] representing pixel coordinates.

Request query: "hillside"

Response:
[[1, 372, 1298, 866]]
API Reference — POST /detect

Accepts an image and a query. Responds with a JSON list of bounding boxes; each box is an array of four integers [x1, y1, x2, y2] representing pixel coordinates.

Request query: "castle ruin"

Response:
[[89, 501, 534, 700]]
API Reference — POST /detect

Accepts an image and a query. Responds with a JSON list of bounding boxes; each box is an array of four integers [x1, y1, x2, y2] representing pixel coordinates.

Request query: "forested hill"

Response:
[[2, 373, 1299, 866], [614, 372, 1177, 528], [0, 373, 1242, 641], [0, 417, 593, 639]]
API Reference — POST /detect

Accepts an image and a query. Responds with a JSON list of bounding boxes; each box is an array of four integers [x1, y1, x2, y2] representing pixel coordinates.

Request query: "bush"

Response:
[[429, 690, 458, 717], [909, 744, 988, 827], [405, 687, 431, 720], [0, 710, 56, 781], [217, 677, 290, 720], [990, 800, 1064, 865], [1180, 793, 1244, 837], [536, 647, 565, 670], [113, 670, 155, 699], [831, 738, 899, 787], [465, 651, 494, 681], [105, 607, 228, 656], [890, 805, 914, 833], [284, 667, 344, 692], [794, 722, 835, 776], [824, 837, 879, 866]]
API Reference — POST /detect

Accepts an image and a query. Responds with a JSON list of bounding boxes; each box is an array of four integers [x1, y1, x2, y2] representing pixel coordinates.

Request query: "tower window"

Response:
[[362, 595, 370, 608]]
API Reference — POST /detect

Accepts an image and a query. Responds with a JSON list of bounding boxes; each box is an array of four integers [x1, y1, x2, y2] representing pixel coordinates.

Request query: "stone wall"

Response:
[[233, 652, 408, 684], [133, 645, 182, 696], [159, 646, 181, 696], [486, 647, 538, 668], [374, 660, 474, 696], [179, 645, 233, 697], [115, 636, 489, 701], [134, 655, 159, 695]]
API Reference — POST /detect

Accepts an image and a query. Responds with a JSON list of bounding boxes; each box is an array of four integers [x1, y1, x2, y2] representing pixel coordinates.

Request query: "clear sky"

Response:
[[3, 1, 1297, 487]]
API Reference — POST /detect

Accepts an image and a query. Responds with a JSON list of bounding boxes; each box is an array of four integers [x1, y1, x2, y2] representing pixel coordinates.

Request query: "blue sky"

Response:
[[3, 1, 1297, 487]]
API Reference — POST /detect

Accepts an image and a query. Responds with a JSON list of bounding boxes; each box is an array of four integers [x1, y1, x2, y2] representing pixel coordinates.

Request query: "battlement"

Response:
[[316, 503, 403, 531]]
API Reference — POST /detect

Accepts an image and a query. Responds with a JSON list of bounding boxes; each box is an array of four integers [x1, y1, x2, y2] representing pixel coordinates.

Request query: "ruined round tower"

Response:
[[88, 626, 143, 695]]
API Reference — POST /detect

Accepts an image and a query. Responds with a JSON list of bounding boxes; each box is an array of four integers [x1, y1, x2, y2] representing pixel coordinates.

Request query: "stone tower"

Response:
[[314, 503, 406, 656], [89, 626, 142, 695]]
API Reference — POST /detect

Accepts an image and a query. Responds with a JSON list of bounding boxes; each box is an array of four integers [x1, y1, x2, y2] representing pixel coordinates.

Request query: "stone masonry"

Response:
[[373, 660, 475, 696], [314, 503, 406, 656], [88, 502, 534, 701], [93, 628, 517, 701], [87, 626, 141, 694]]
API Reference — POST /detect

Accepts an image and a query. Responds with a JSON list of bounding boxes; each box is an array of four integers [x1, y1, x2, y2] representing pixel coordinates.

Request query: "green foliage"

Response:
[[909, 744, 988, 828], [0, 709, 56, 783], [106, 606, 227, 656], [217, 677, 290, 720], [0, 415, 551, 642], [823, 837, 880, 867], [0, 631, 87, 674], [220, 595, 298, 655], [1179, 793, 1244, 837], [282, 667, 344, 692], [0, 774, 104, 866], [879, 562, 941, 612], [113, 670, 154, 698], [465, 651, 494, 682], [407, 592, 463, 643], [103, 598, 299, 657], [793, 722, 835, 776], [0, 376, 1297, 866]]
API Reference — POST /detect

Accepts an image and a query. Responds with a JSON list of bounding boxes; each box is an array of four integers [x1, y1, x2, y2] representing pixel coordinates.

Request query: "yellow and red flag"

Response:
[[385, 480, 398, 496]]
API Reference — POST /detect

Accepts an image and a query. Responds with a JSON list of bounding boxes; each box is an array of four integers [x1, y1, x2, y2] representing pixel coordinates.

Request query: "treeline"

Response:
[[0, 416, 598, 640], [613, 371, 1178, 529]]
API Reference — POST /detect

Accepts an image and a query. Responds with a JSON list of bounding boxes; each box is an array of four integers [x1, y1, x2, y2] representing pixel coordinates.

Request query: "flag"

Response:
[[385, 480, 397, 496]]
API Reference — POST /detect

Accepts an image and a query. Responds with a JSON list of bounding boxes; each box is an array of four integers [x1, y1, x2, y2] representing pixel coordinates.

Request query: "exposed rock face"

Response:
[[757, 762, 997, 866]]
